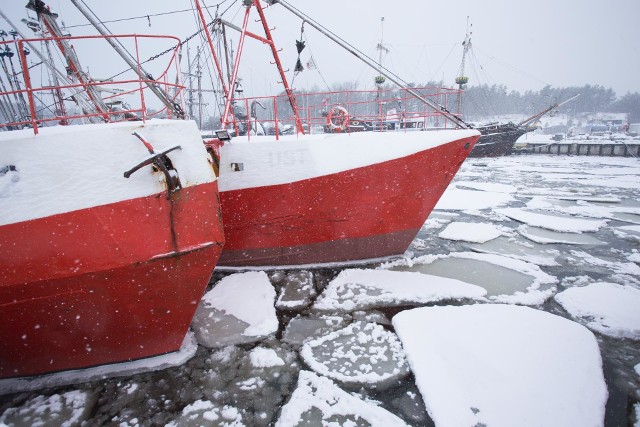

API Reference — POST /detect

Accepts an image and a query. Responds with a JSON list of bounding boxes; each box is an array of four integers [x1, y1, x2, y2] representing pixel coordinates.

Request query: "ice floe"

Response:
[[393, 304, 608, 427], [569, 250, 640, 276], [614, 225, 640, 242], [497, 207, 608, 232], [273, 271, 317, 311], [555, 282, 640, 339], [300, 322, 409, 389], [312, 268, 486, 312], [438, 221, 504, 243], [191, 271, 278, 347], [385, 252, 557, 305], [275, 371, 409, 427]]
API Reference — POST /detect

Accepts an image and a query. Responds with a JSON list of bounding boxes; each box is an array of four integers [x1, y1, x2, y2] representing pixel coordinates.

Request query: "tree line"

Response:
[[459, 83, 640, 123]]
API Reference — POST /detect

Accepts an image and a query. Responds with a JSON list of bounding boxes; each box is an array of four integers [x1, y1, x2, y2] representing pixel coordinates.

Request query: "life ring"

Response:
[[327, 106, 349, 133]]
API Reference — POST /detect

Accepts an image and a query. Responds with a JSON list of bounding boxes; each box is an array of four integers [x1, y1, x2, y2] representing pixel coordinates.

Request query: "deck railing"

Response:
[[0, 34, 184, 135], [228, 86, 463, 140]]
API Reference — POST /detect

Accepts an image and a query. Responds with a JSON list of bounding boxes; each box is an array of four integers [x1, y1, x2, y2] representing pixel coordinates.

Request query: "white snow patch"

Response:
[[0, 390, 90, 426], [393, 304, 607, 427], [249, 347, 285, 368], [555, 282, 640, 339]]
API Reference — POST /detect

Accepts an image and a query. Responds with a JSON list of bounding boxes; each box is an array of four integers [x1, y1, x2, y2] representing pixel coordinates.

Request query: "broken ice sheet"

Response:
[[191, 271, 278, 347], [467, 235, 560, 266], [312, 268, 486, 312], [496, 207, 608, 233], [300, 321, 409, 389], [613, 225, 640, 242], [385, 252, 557, 306], [275, 371, 409, 427], [555, 282, 640, 339], [393, 304, 607, 427]]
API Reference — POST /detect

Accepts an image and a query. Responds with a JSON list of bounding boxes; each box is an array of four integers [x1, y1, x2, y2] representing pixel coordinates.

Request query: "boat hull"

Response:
[[217, 131, 478, 267], [0, 120, 224, 379], [469, 127, 531, 157]]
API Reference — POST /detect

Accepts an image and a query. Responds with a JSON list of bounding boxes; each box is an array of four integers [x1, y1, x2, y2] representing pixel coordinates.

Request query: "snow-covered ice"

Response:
[[497, 207, 608, 232], [393, 304, 608, 427], [301, 321, 409, 389], [191, 271, 278, 347], [555, 282, 640, 339]]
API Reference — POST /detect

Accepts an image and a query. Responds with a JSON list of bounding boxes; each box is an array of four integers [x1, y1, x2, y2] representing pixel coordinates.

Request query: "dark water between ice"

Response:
[[1, 155, 639, 426]]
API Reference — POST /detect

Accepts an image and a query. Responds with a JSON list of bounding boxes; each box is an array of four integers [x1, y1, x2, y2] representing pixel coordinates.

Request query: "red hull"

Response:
[[218, 135, 476, 266], [0, 183, 224, 379]]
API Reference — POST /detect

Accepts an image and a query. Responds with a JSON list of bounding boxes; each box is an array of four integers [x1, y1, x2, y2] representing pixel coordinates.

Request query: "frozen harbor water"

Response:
[[1, 154, 639, 426]]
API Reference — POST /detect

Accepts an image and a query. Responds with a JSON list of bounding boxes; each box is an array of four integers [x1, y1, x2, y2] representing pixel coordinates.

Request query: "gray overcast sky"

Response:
[[2, 0, 639, 98]]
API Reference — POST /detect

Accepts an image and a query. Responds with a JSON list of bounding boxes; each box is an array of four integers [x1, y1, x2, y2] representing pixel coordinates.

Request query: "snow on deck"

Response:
[[393, 304, 608, 427]]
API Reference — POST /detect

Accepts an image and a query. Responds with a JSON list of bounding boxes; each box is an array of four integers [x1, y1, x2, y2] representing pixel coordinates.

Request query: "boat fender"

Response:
[[327, 106, 349, 133]]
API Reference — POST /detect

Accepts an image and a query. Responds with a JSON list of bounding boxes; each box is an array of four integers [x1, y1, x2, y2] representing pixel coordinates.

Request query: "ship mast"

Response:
[[455, 17, 471, 112], [517, 94, 580, 128]]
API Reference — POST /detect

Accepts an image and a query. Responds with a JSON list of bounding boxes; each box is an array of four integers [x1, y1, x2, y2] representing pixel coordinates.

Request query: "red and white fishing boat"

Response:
[[195, 0, 479, 267], [0, 5, 224, 380]]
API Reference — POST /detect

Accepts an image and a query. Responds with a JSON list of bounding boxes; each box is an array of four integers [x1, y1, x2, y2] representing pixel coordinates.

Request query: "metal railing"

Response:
[[0, 33, 185, 135], [228, 86, 463, 140]]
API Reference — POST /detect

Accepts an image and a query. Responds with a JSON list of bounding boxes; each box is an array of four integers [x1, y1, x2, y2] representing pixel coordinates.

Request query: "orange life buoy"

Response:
[[327, 106, 349, 133]]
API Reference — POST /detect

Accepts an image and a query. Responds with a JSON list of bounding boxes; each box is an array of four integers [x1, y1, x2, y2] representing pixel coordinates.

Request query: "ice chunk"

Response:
[[275, 371, 409, 427], [438, 221, 503, 243], [555, 282, 640, 339], [313, 268, 486, 312], [192, 272, 278, 347], [301, 322, 409, 389], [274, 271, 316, 310], [393, 304, 607, 427]]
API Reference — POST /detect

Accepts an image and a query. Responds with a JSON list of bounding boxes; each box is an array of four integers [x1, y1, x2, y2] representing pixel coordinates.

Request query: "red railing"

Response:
[[229, 86, 463, 140], [0, 33, 184, 135]]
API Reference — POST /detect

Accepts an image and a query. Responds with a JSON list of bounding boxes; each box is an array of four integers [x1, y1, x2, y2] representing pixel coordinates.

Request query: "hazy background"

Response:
[[2, 0, 638, 95]]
